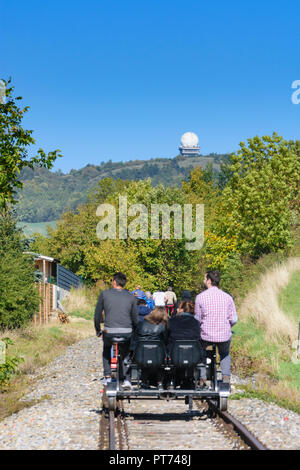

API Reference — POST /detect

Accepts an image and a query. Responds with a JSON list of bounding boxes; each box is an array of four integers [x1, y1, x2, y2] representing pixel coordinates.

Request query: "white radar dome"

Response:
[[180, 132, 199, 148]]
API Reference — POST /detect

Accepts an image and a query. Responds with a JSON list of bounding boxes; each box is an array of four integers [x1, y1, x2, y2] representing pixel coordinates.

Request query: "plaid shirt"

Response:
[[195, 286, 238, 342]]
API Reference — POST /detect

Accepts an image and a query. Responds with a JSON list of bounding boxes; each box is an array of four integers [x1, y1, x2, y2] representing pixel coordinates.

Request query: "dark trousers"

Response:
[[200, 338, 231, 380], [102, 332, 131, 381], [141, 368, 163, 385]]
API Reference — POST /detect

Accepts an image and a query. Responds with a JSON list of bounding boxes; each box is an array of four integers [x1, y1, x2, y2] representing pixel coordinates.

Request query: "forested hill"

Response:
[[17, 153, 226, 223]]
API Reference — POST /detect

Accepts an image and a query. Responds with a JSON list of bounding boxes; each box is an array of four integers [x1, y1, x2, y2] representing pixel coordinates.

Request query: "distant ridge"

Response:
[[17, 153, 227, 223]]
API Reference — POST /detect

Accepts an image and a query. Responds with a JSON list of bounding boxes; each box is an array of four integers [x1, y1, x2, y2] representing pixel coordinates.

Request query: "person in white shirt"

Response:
[[164, 287, 176, 305], [164, 286, 177, 316], [152, 290, 166, 307]]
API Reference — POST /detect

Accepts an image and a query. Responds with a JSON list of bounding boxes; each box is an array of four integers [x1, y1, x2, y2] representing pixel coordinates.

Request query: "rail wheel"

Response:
[[102, 387, 109, 409], [108, 395, 117, 411], [219, 397, 228, 411]]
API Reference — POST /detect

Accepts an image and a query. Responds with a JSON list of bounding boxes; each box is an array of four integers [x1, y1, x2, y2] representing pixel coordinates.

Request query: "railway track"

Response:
[[201, 399, 267, 450], [99, 393, 129, 450], [98, 393, 268, 451]]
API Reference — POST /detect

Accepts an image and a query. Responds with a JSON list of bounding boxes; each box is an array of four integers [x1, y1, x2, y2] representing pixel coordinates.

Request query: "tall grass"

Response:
[[231, 256, 300, 412], [238, 257, 300, 342], [0, 321, 94, 420], [2, 322, 94, 375], [62, 286, 99, 320], [278, 269, 300, 323]]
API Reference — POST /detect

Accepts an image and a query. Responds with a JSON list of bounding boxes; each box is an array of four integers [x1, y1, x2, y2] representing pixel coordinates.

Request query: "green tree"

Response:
[[31, 178, 202, 293], [212, 133, 300, 259], [217, 154, 235, 190], [0, 79, 61, 208], [0, 211, 40, 330]]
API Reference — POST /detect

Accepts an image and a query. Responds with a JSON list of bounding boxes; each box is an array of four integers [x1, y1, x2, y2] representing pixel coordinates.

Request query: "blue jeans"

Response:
[[200, 338, 231, 380]]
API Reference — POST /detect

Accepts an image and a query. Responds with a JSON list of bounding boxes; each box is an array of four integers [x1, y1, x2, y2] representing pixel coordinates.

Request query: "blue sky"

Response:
[[1, 0, 300, 172]]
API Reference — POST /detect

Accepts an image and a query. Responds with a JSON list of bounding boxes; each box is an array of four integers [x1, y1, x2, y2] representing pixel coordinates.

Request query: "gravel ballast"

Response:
[[0, 336, 299, 450]]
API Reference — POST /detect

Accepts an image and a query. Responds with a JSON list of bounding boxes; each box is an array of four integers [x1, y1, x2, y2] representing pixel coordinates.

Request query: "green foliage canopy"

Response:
[[16, 155, 224, 222], [0, 79, 61, 208], [31, 178, 203, 293], [30, 134, 300, 297], [212, 133, 300, 259], [0, 211, 40, 330]]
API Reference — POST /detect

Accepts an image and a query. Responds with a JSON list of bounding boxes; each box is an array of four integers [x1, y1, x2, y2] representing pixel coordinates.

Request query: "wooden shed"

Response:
[[24, 252, 82, 324], [33, 254, 58, 284]]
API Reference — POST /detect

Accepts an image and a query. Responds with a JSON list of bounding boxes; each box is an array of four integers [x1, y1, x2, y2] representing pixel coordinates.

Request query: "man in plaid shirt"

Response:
[[195, 270, 238, 387]]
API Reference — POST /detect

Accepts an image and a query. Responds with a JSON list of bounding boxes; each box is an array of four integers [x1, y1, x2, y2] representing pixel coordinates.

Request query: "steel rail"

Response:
[[101, 388, 267, 450], [109, 410, 115, 449], [207, 399, 267, 450]]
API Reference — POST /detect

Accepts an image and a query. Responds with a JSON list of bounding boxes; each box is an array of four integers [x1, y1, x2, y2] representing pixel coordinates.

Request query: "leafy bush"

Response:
[[0, 338, 23, 386], [0, 211, 40, 330], [218, 252, 245, 294], [213, 134, 300, 259]]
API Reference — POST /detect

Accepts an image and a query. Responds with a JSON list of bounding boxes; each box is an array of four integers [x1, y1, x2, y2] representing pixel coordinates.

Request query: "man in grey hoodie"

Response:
[[94, 272, 138, 388]]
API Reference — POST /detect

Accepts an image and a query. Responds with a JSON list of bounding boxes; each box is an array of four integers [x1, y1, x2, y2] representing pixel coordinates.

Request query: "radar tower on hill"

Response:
[[179, 132, 200, 157]]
